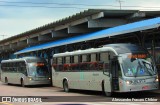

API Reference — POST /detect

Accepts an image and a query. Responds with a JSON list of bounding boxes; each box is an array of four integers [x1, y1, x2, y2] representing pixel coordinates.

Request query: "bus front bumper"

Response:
[[25, 78, 51, 86], [119, 82, 159, 92]]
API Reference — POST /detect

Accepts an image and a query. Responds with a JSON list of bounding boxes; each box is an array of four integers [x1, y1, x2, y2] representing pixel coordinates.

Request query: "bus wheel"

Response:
[[63, 80, 69, 92], [5, 77, 8, 84], [21, 79, 25, 87], [102, 82, 112, 97]]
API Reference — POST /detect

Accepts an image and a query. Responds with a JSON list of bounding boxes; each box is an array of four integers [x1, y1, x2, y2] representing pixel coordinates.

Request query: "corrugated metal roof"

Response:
[[15, 17, 160, 55], [0, 9, 103, 44], [0, 9, 140, 44], [1, 9, 160, 45]]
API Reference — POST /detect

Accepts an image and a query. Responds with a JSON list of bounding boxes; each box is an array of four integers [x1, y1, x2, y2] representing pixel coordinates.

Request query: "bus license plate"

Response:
[[142, 86, 149, 90]]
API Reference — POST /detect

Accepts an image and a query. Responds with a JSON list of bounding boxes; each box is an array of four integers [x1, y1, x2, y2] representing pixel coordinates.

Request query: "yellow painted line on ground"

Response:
[[0, 102, 13, 105]]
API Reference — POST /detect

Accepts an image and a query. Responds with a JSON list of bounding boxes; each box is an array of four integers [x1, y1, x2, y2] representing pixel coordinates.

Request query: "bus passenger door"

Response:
[[110, 58, 120, 91]]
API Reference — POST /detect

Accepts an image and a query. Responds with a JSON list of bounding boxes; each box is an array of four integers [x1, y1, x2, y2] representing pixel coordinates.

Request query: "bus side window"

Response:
[[13, 62, 17, 73], [17, 62, 20, 72], [18, 62, 21, 73], [57, 57, 63, 71], [91, 53, 96, 62], [110, 51, 116, 59], [18, 62, 23, 73], [70, 56, 74, 64], [5, 63, 8, 72], [64, 56, 71, 71], [1, 63, 4, 71], [74, 55, 79, 63], [2, 63, 6, 72], [6, 63, 8, 72], [52, 58, 57, 70], [71, 55, 79, 71], [4, 67, 7, 72], [53, 58, 57, 64], [89, 53, 97, 70], [19, 62, 27, 75], [82, 55, 87, 62], [9, 63, 14, 72], [57, 57, 63, 63], [65, 56, 70, 64], [22, 67, 27, 75], [80, 54, 89, 70], [21, 62, 24, 66], [99, 52, 109, 71]]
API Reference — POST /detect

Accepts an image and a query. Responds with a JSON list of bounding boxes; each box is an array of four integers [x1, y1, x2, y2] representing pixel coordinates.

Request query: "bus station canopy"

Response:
[[14, 17, 160, 55]]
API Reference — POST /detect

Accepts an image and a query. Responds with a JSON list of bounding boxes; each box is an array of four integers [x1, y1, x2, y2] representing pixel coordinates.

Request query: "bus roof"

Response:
[[104, 44, 147, 54], [1, 57, 46, 63], [53, 47, 116, 57], [53, 44, 147, 57]]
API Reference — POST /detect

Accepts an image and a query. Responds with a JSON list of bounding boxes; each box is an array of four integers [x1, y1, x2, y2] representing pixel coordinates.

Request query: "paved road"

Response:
[[0, 81, 159, 105]]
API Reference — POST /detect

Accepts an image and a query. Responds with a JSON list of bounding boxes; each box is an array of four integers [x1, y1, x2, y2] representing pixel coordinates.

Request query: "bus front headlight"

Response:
[[155, 76, 159, 82], [28, 77, 32, 81], [49, 78, 51, 80], [126, 80, 132, 85]]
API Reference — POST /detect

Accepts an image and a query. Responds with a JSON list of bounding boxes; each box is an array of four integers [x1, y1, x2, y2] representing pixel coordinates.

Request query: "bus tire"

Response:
[[21, 79, 25, 87], [104, 91, 112, 97], [63, 80, 69, 92], [102, 81, 112, 97], [5, 77, 8, 84]]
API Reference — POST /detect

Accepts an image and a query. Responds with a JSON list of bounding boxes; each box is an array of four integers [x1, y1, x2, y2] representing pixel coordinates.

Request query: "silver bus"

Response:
[[52, 44, 159, 96], [0, 57, 51, 87]]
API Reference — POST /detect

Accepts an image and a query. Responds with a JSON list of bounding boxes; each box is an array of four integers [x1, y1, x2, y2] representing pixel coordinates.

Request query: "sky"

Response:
[[0, 0, 160, 40]]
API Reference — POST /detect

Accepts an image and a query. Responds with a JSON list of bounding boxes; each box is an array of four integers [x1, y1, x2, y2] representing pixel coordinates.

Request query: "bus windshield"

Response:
[[120, 53, 156, 77], [28, 62, 49, 77]]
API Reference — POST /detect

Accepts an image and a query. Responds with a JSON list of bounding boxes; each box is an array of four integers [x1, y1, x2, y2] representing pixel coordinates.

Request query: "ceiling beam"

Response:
[[68, 25, 94, 34], [27, 37, 39, 45], [38, 34, 52, 42], [17, 40, 27, 47], [52, 30, 67, 37], [88, 18, 127, 28]]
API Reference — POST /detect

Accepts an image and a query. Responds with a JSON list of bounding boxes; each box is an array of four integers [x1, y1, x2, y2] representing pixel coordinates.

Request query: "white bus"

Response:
[[0, 57, 51, 87], [52, 44, 159, 96]]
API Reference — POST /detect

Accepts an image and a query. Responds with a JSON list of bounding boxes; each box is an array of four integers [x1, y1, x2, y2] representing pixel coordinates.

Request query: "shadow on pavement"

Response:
[[62, 89, 160, 98]]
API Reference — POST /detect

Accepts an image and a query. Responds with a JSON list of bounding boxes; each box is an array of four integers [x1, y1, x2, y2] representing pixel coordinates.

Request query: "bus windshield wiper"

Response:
[[142, 61, 154, 76], [135, 59, 142, 78]]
